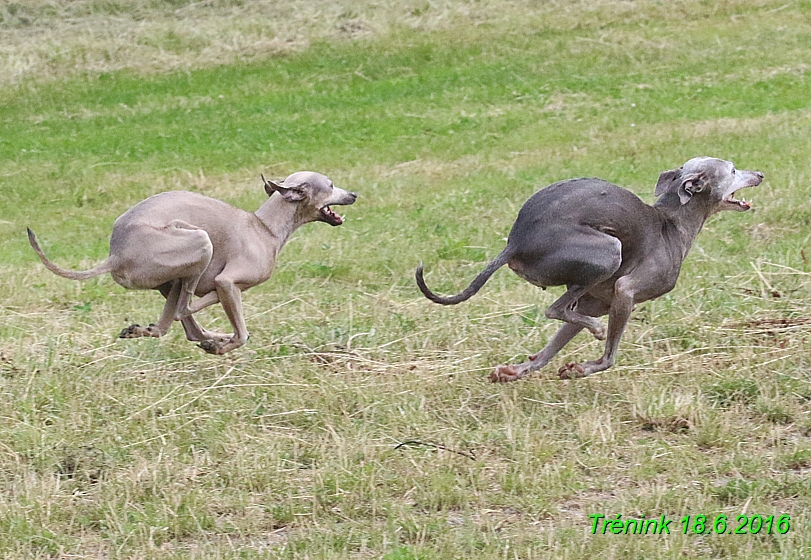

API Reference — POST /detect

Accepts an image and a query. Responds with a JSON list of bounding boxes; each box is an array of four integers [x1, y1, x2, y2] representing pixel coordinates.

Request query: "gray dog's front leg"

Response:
[[558, 278, 634, 379]]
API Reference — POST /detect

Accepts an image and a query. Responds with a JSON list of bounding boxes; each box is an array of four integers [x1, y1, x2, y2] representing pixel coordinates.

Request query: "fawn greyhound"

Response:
[[28, 172, 357, 354], [416, 157, 763, 381]]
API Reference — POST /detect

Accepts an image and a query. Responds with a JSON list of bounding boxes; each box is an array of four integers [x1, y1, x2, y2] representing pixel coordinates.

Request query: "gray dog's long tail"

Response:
[[416, 249, 512, 305], [27, 228, 114, 281]]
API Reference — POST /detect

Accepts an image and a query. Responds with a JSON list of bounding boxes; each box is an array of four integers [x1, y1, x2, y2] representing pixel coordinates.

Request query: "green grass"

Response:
[[2, 0, 811, 558]]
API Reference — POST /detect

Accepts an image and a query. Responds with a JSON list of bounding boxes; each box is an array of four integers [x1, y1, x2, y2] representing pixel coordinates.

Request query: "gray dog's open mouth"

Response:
[[721, 171, 763, 212], [321, 206, 344, 225], [723, 191, 751, 211]]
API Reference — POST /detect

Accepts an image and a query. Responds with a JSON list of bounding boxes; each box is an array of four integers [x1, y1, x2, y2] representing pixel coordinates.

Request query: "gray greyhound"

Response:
[[416, 157, 763, 381], [28, 171, 357, 355]]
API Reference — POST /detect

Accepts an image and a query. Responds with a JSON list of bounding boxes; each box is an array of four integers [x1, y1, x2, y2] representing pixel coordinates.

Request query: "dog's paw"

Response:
[[204, 332, 232, 343], [588, 322, 607, 341], [489, 364, 520, 383], [118, 324, 140, 338], [198, 339, 224, 355], [558, 362, 587, 380], [119, 324, 160, 338]]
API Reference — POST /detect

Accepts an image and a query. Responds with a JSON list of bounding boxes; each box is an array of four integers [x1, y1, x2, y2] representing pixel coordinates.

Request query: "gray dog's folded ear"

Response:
[[654, 168, 682, 197], [655, 167, 702, 205], [677, 171, 707, 205]]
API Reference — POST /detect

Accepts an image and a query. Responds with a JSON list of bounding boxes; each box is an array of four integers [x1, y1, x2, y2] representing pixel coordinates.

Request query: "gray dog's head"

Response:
[[655, 157, 764, 212], [261, 171, 357, 226]]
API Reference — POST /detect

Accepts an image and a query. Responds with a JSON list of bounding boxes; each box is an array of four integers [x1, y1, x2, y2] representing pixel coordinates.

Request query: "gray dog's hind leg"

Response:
[[543, 234, 622, 339], [510, 228, 621, 340], [490, 322, 583, 382], [491, 295, 609, 382]]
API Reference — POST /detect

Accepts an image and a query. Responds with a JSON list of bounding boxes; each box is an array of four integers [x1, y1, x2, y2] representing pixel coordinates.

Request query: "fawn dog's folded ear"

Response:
[[261, 174, 281, 197], [261, 174, 306, 201]]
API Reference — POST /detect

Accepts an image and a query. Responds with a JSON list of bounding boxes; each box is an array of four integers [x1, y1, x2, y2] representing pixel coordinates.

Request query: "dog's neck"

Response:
[[654, 194, 714, 259], [254, 194, 310, 244]]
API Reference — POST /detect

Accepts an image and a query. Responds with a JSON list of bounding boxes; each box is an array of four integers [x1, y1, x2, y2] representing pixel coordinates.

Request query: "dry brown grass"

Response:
[[1, 0, 523, 84], [2, 0, 781, 85]]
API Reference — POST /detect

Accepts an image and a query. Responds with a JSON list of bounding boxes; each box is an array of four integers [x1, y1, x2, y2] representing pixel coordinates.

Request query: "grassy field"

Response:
[[2, 0, 811, 558]]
